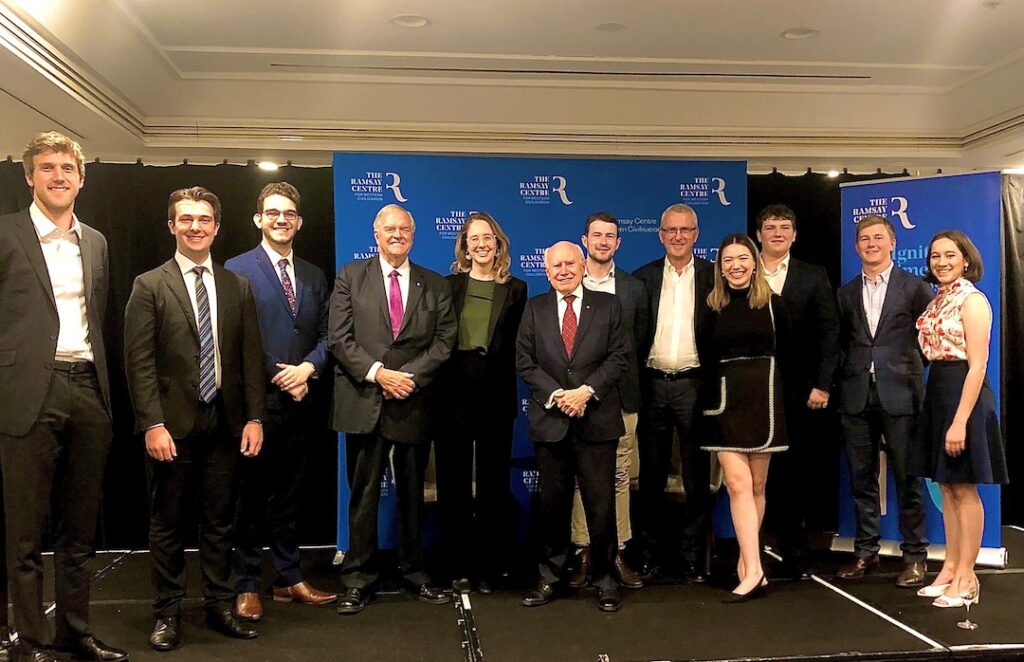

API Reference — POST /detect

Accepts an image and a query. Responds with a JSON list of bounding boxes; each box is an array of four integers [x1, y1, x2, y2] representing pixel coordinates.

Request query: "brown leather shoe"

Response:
[[895, 560, 928, 588], [235, 592, 263, 622], [272, 581, 337, 605], [614, 552, 643, 589], [568, 546, 592, 589], [836, 555, 880, 579]]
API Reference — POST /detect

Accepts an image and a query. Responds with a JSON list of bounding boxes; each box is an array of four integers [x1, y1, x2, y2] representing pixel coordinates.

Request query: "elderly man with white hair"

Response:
[[515, 241, 631, 612]]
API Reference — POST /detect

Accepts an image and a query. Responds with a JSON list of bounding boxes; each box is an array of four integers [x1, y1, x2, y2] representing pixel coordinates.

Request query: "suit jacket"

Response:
[[776, 257, 840, 399], [328, 257, 457, 443], [632, 255, 715, 375], [124, 258, 266, 438], [836, 265, 933, 416], [516, 289, 630, 443], [225, 247, 329, 409], [583, 269, 649, 414], [440, 272, 527, 420], [0, 210, 111, 436]]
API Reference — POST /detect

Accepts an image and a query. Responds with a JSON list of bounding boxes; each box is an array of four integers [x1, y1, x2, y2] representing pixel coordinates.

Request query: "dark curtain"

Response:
[[1001, 175, 1023, 524], [1, 162, 1017, 549]]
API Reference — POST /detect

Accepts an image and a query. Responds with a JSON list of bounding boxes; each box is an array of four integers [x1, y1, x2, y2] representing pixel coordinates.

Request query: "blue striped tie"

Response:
[[193, 266, 217, 403]]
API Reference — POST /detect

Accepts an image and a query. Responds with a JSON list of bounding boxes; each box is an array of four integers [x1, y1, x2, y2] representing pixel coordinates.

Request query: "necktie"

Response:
[[561, 294, 577, 355], [193, 266, 217, 403], [388, 270, 404, 340], [278, 258, 296, 314]]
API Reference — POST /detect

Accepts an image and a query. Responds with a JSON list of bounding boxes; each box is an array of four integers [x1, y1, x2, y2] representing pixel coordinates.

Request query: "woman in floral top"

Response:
[[912, 230, 1007, 609]]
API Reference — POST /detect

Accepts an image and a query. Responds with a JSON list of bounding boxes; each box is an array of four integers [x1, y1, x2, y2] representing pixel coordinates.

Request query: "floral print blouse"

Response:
[[916, 277, 980, 361]]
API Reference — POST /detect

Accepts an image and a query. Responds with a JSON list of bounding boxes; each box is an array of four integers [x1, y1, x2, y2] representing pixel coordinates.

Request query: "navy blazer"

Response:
[[225, 246, 329, 408], [516, 289, 629, 443], [776, 257, 840, 399], [583, 269, 648, 414], [836, 265, 933, 416]]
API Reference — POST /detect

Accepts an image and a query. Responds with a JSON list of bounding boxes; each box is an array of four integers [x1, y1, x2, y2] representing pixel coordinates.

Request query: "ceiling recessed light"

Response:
[[827, 169, 840, 178], [780, 27, 820, 40], [391, 14, 430, 28], [258, 161, 279, 171], [595, 22, 626, 32], [1003, 166, 1024, 175]]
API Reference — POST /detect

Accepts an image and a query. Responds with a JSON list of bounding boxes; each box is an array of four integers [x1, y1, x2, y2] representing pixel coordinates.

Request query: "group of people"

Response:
[[0, 130, 1007, 661]]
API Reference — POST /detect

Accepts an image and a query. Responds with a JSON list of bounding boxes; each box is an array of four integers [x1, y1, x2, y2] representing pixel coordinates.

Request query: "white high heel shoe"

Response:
[[917, 582, 951, 598]]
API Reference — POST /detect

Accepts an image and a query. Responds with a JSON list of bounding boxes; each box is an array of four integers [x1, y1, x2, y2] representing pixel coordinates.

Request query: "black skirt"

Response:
[[912, 360, 1008, 484], [700, 355, 788, 453]]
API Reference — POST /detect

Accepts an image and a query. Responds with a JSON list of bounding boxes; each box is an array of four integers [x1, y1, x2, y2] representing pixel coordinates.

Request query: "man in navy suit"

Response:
[[755, 204, 840, 575], [516, 241, 631, 612], [225, 182, 336, 622], [835, 215, 931, 587]]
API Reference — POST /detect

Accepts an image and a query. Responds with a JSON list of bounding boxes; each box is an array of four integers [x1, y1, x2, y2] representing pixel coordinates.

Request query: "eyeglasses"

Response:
[[659, 226, 697, 236], [263, 209, 299, 222], [467, 234, 496, 245]]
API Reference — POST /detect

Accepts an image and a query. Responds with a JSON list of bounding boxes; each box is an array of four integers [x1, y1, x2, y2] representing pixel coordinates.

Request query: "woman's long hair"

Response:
[[450, 211, 512, 284], [708, 233, 772, 311]]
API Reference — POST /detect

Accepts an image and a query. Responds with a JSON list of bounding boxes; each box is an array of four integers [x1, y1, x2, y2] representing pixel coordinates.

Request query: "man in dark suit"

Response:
[[517, 240, 631, 612], [755, 204, 840, 575], [329, 204, 456, 614], [124, 186, 266, 651], [835, 215, 931, 587], [568, 212, 648, 590], [225, 182, 336, 622], [632, 203, 715, 581], [0, 132, 128, 662]]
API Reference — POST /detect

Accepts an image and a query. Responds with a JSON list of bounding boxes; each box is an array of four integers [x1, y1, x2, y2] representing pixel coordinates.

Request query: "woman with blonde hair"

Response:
[[435, 212, 527, 593], [699, 234, 790, 602]]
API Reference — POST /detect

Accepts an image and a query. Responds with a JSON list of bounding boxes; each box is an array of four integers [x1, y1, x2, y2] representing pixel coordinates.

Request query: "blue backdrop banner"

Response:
[[333, 152, 747, 550], [839, 172, 1003, 558]]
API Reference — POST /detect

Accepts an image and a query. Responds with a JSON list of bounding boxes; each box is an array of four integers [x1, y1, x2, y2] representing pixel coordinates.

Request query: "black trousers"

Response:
[[341, 431, 431, 590], [636, 375, 710, 563], [841, 382, 927, 562], [534, 430, 618, 590], [146, 398, 239, 617], [765, 395, 840, 557], [234, 402, 311, 593], [0, 365, 111, 652]]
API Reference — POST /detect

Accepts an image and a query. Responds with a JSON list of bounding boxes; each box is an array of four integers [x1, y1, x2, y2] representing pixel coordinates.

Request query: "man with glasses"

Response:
[[632, 203, 715, 582], [125, 187, 266, 651], [225, 182, 336, 622], [329, 204, 457, 614]]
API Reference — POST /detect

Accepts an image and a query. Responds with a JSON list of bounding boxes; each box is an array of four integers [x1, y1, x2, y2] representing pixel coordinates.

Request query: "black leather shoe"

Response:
[[451, 577, 472, 594], [722, 574, 768, 604], [412, 584, 451, 605], [476, 578, 494, 595], [568, 546, 592, 589], [521, 582, 557, 607], [56, 635, 129, 661], [149, 617, 180, 652], [596, 586, 622, 612], [336, 587, 370, 615], [836, 555, 880, 579], [896, 560, 927, 588], [0, 627, 13, 650], [637, 559, 661, 582], [681, 559, 706, 583], [205, 608, 258, 640]]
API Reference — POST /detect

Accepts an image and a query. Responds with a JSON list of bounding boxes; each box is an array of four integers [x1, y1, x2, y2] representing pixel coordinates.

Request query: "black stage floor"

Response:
[[6, 527, 1024, 662]]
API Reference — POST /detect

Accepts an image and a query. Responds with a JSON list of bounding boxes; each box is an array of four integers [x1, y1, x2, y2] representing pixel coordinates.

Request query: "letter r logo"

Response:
[[386, 173, 408, 202]]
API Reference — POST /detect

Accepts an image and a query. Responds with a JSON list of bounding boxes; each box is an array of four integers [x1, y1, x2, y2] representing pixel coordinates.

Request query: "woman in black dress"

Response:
[[435, 212, 527, 594], [913, 230, 1006, 608], [699, 234, 789, 601]]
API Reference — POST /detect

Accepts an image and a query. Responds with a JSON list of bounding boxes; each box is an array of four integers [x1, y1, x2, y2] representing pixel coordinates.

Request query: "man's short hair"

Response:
[[660, 203, 698, 227], [855, 215, 896, 241], [756, 204, 797, 231], [373, 204, 416, 232], [168, 186, 222, 223], [256, 182, 300, 213], [584, 211, 618, 236], [543, 242, 585, 268], [22, 131, 86, 178]]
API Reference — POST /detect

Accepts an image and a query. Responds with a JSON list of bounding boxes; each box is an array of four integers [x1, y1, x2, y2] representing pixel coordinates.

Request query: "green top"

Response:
[[458, 277, 496, 352]]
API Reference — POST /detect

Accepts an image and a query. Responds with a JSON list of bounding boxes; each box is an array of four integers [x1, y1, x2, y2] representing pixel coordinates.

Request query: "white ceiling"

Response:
[[1, 0, 1024, 171]]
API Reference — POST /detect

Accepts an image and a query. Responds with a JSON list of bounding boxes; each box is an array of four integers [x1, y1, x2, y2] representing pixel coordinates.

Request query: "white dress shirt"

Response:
[[175, 251, 222, 389], [583, 262, 616, 295], [366, 256, 411, 382], [862, 261, 895, 375], [763, 252, 791, 295], [261, 238, 295, 290], [647, 257, 699, 371], [545, 284, 585, 408], [30, 202, 93, 362]]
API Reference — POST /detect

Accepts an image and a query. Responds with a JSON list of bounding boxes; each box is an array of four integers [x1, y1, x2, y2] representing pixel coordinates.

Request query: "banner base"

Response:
[[830, 536, 1007, 569]]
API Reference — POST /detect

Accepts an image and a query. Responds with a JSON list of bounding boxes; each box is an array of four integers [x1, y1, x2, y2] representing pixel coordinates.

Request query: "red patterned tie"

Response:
[[561, 294, 577, 355]]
